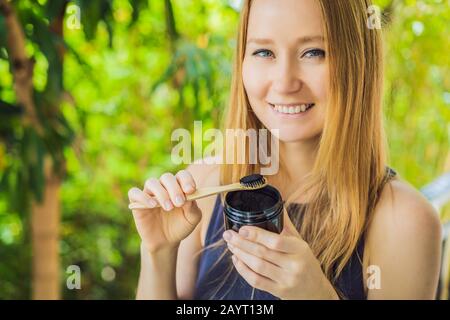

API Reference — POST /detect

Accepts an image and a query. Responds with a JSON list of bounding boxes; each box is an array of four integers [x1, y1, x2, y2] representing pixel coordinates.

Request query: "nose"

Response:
[[271, 54, 302, 94]]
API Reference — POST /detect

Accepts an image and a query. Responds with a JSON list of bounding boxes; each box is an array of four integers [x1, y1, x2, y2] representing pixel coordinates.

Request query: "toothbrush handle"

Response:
[[128, 183, 242, 210], [186, 183, 242, 201]]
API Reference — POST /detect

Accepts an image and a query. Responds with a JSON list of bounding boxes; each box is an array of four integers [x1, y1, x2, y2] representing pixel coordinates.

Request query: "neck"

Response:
[[281, 138, 319, 180], [269, 136, 320, 201]]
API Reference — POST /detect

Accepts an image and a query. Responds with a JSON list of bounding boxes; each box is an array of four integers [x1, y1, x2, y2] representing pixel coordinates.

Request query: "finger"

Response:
[[128, 187, 157, 208], [144, 178, 173, 211], [227, 242, 283, 282], [223, 230, 284, 267], [159, 172, 186, 208], [231, 255, 278, 295], [175, 169, 196, 194], [238, 226, 300, 253]]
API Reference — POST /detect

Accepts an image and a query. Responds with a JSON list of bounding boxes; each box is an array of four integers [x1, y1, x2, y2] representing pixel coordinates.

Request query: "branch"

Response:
[[0, 0, 43, 134], [164, 0, 179, 49]]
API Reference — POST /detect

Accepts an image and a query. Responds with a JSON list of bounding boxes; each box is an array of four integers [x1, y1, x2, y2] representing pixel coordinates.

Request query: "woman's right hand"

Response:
[[128, 170, 202, 253]]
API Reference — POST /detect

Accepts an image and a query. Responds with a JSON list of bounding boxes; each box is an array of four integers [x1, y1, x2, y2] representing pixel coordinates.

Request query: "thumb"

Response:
[[182, 199, 202, 226]]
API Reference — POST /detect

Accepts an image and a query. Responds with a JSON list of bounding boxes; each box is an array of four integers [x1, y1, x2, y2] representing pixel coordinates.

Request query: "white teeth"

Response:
[[272, 104, 313, 114]]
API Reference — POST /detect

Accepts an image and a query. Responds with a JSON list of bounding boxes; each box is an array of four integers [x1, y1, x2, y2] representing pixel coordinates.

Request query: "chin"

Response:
[[259, 119, 321, 141], [276, 131, 319, 143]]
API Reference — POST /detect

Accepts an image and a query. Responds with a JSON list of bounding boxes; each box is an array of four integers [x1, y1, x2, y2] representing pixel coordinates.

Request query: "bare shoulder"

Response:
[[365, 177, 442, 299], [369, 177, 442, 237], [185, 156, 221, 188]]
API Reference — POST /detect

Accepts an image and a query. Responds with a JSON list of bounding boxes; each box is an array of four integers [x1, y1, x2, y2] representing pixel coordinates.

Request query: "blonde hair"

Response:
[[198, 0, 391, 299]]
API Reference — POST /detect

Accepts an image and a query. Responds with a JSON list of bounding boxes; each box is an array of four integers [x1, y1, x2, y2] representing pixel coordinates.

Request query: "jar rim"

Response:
[[224, 185, 283, 222]]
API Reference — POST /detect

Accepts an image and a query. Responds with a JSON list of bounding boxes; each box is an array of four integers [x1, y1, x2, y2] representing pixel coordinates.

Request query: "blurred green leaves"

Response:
[[378, 0, 449, 187], [0, 0, 448, 299]]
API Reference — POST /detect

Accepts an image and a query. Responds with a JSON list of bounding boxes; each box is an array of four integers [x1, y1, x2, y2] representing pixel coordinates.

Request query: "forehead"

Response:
[[246, 0, 325, 43]]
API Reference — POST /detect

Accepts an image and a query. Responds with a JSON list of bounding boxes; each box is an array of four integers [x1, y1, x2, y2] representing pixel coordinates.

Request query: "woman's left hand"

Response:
[[222, 208, 339, 300]]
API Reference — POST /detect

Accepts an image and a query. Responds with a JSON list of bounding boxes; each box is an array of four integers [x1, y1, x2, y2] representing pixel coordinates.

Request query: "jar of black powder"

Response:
[[223, 185, 284, 234]]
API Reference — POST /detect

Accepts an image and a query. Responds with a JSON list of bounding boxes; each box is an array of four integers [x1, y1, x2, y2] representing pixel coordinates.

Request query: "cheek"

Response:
[[242, 59, 267, 100], [307, 65, 328, 103]]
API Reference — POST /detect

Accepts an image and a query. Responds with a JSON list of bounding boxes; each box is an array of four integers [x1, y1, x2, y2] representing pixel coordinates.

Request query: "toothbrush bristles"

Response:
[[239, 174, 267, 190]]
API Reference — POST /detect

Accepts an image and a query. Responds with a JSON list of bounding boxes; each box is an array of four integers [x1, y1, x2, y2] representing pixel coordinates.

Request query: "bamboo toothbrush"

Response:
[[128, 174, 267, 210]]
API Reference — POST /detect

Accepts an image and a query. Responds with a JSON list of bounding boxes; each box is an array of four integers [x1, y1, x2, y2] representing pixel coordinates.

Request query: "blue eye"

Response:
[[303, 49, 326, 59], [252, 49, 274, 58]]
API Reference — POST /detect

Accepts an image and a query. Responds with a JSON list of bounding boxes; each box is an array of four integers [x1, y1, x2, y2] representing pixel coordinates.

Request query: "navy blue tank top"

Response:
[[193, 167, 397, 300]]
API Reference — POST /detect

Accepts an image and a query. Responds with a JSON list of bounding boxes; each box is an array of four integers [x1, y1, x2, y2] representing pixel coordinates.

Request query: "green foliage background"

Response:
[[0, 0, 448, 299]]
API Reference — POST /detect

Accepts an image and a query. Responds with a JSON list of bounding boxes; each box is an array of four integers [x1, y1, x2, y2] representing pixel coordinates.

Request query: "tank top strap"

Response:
[[385, 166, 397, 180]]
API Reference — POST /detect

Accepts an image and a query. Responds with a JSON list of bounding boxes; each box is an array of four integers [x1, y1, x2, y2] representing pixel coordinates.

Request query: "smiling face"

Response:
[[242, 0, 328, 143]]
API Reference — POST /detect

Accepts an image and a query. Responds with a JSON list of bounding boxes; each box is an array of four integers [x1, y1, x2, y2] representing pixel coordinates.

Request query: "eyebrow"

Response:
[[246, 35, 325, 45]]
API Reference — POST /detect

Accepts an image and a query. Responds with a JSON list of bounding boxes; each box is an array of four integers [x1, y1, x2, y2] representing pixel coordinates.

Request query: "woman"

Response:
[[128, 0, 442, 299]]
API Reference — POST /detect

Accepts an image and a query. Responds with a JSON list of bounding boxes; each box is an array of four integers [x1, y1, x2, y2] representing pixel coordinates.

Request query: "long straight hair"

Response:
[[199, 0, 391, 298]]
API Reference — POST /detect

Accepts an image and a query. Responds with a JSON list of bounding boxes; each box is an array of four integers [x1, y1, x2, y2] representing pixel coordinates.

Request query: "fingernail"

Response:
[[239, 228, 249, 238], [175, 195, 184, 206], [223, 231, 232, 241], [164, 200, 173, 210], [185, 184, 195, 192]]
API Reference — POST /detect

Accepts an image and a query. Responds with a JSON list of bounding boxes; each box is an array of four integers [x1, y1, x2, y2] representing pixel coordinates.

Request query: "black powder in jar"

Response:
[[223, 185, 284, 233]]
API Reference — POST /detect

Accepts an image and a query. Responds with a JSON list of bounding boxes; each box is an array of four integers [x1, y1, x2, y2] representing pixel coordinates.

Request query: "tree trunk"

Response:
[[0, 0, 61, 299], [31, 156, 61, 299]]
